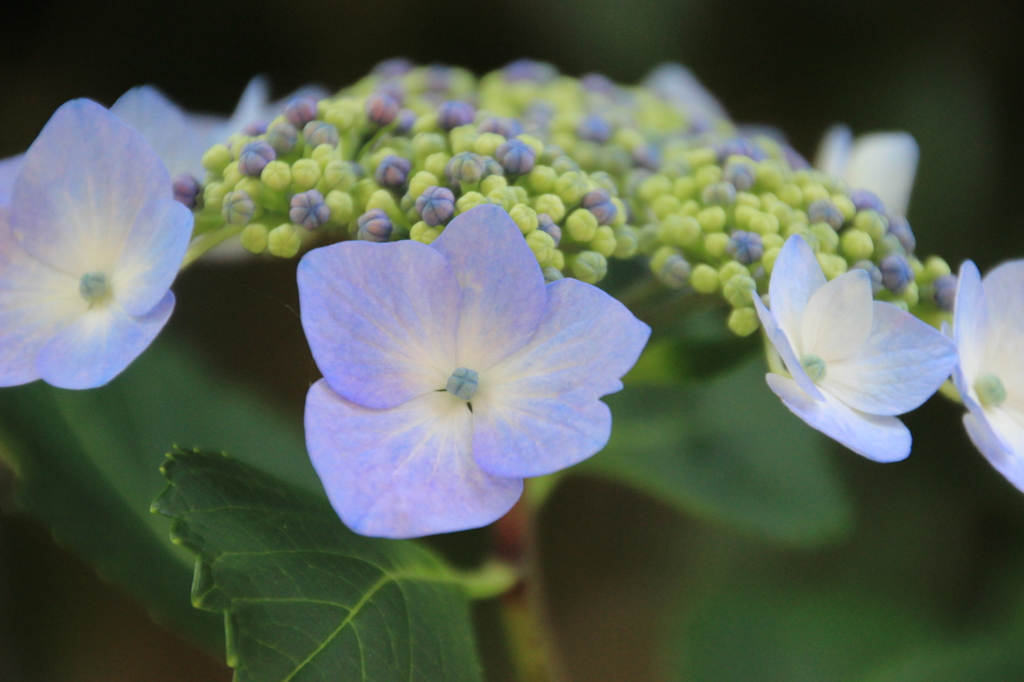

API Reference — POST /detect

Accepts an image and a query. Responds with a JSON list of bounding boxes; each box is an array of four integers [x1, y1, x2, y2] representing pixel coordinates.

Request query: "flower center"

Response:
[[974, 373, 1007, 409], [446, 367, 479, 401], [800, 353, 827, 382], [79, 271, 111, 305]]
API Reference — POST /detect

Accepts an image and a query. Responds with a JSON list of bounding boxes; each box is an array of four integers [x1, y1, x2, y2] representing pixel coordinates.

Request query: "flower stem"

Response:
[[495, 490, 569, 682], [180, 225, 243, 268]]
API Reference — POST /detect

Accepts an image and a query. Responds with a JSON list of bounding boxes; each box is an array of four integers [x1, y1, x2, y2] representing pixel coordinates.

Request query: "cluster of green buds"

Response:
[[189, 58, 954, 337]]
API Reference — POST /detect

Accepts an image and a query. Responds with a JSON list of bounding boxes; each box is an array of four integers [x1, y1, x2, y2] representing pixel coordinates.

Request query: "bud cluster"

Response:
[[191, 60, 952, 335]]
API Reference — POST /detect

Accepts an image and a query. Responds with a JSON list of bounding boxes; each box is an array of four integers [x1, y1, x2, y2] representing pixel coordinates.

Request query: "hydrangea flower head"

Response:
[[0, 100, 192, 389], [754, 235, 957, 462], [952, 260, 1024, 490], [299, 204, 651, 538]]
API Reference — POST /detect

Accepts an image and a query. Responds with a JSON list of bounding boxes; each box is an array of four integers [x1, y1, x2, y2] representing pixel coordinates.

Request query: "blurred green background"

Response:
[[2, 0, 1024, 680]]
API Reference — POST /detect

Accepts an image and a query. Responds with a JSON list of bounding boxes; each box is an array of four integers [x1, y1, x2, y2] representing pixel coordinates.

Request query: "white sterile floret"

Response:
[[952, 260, 1024, 490], [815, 124, 920, 216], [755, 235, 957, 462]]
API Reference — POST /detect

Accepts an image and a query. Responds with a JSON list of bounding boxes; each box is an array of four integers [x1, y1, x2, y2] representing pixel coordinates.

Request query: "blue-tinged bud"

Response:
[[577, 115, 611, 144], [446, 367, 479, 401], [290, 190, 330, 231], [632, 144, 661, 171], [415, 185, 455, 226], [658, 253, 691, 288], [723, 162, 756, 192], [537, 213, 562, 246], [366, 93, 399, 127], [395, 108, 417, 134], [581, 189, 617, 225], [850, 189, 886, 214], [479, 116, 523, 138], [551, 156, 580, 174], [933, 274, 957, 312], [242, 121, 268, 135], [702, 182, 737, 207], [374, 154, 412, 189], [887, 214, 916, 254], [880, 254, 914, 294], [482, 156, 505, 178], [543, 266, 564, 283], [266, 121, 299, 155], [445, 151, 485, 185], [496, 138, 536, 175], [222, 190, 256, 225], [373, 57, 414, 77], [807, 198, 844, 231], [303, 120, 339, 149], [238, 140, 276, 177], [503, 58, 557, 83], [726, 230, 764, 265], [172, 173, 201, 209], [715, 138, 767, 162], [437, 100, 475, 131], [356, 209, 393, 242], [284, 96, 319, 127]]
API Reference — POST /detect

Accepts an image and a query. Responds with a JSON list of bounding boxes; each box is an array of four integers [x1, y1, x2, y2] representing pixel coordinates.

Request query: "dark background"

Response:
[[2, 0, 1024, 680]]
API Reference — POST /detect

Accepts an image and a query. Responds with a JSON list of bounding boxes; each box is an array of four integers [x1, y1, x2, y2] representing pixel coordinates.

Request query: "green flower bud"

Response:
[[728, 307, 760, 336], [612, 226, 639, 258], [202, 181, 228, 215], [571, 251, 607, 284], [202, 144, 233, 174], [718, 261, 749, 286], [240, 223, 269, 254], [325, 190, 354, 224], [832, 194, 856, 223], [801, 183, 830, 205], [748, 211, 780, 236], [811, 222, 839, 254], [261, 161, 292, 191], [690, 263, 719, 293], [754, 161, 784, 192], [840, 228, 874, 261], [762, 247, 782, 273], [901, 281, 920, 306], [652, 194, 682, 220], [590, 225, 617, 257], [704, 232, 730, 258], [481, 175, 508, 196], [407, 171, 440, 200], [235, 177, 262, 201], [222, 162, 242, 190], [509, 203, 539, 234], [609, 198, 627, 227], [410, 221, 442, 244], [528, 165, 558, 193], [456, 191, 490, 214], [924, 255, 952, 282], [566, 208, 599, 241], [697, 206, 727, 233], [473, 132, 506, 157], [680, 199, 700, 216], [762, 233, 784, 251], [320, 160, 354, 193], [556, 171, 588, 205], [684, 147, 716, 168], [672, 176, 697, 202], [291, 158, 322, 192], [777, 183, 803, 208], [425, 152, 451, 179], [267, 223, 302, 258], [449, 125, 479, 154], [638, 174, 672, 204], [526, 229, 556, 265], [487, 186, 518, 211], [533, 194, 566, 222], [853, 210, 888, 242], [411, 132, 448, 161], [366, 189, 402, 222], [723, 274, 756, 308], [695, 165, 722, 189], [323, 100, 361, 131], [352, 178, 381, 211], [816, 253, 848, 280], [734, 205, 757, 229]]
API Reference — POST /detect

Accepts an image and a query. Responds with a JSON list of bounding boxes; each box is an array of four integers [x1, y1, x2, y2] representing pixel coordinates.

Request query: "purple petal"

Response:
[[305, 379, 523, 538], [430, 204, 547, 371], [111, 86, 209, 179], [114, 197, 192, 316], [297, 240, 460, 410], [471, 278, 651, 477], [0, 153, 24, 205]]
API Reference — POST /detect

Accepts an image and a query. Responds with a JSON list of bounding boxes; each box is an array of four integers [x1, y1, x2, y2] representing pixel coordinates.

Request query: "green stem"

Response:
[[180, 225, 244, 268]]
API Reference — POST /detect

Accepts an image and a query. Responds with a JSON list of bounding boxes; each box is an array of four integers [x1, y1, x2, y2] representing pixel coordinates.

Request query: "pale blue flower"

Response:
[[298, 204, 651, 538], [815, 125, 920, 216], [0, 100, 192, 389], [754, 235, 957, 462], [952, 260, 1024, 491]]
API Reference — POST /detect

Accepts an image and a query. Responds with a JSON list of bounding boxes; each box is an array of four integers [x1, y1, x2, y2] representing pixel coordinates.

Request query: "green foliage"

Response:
[[580, 346, 853, 545], [154, 448, 483, 682], [0, 339, 323, 649]]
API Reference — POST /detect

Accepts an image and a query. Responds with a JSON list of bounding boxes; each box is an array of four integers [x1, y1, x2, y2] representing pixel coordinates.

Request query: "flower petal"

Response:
[[844, 132, 919, 216], [753, 293, 825, 401], [978, 260, 1024, 391], [0, 153, 24, 205], [11, 99, 173, 277], [111, 86, 209, 179], [470, 277, 651, 477], [304, 380, 523, 538], [768, 235, 827, 350], [430, 204, 547, 370], [963, 404, 1024, 493], [823, 302, 956, 415], [112, 198, 192, 316], [642, 63, 729, 121], [297, 240, 459, 409], [800, 269, 874, 363], [766, 374, 911, 462], [814, 124, 853, 178], [35, 292, 174, 389], [953, 260, 988, 385]]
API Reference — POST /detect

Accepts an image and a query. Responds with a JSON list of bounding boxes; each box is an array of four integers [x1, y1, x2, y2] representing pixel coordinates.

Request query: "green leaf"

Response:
[[580, 351, 853, 545], [153, 448, 484, 682], [0, 339, 324, 649]]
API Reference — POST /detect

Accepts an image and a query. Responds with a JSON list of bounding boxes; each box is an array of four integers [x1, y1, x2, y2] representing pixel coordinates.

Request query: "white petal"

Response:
[[953, 260, 988, 386], [963, 406, 1024, 493], [112, 198, 192, 316], [111, 86, 209, 179], [766, 374, 911, 462], [223, 76, 270, 138], [814, 124, 853, 178], [823, 302, 957, 415], [0, 153, 24, 206], [304, 380, 522, 538], [754, 293, 825, 401], [642, 63, 729, 121], [843, 132, 919, 216], [978, 259, 1024, 392], [768, 235, 827, 350], [800, 269, 874, 363]]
